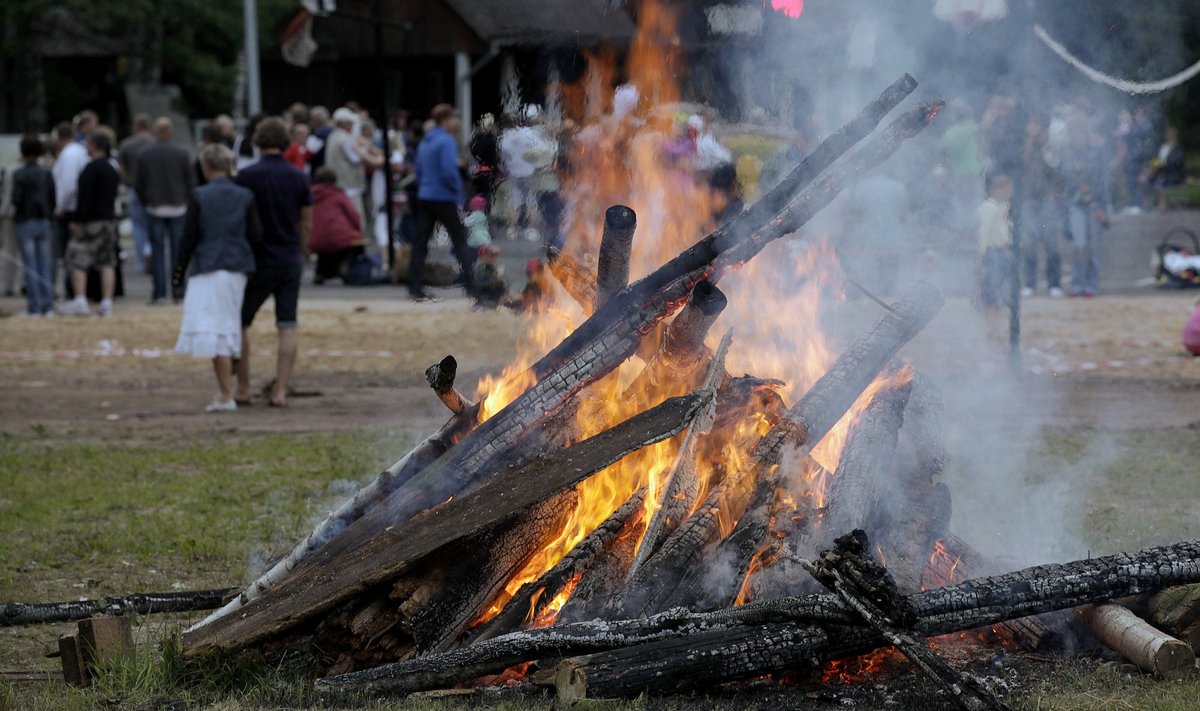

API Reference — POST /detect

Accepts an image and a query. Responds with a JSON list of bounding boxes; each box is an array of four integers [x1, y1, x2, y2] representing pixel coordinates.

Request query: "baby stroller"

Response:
[[1153, 227, 1200, 288]]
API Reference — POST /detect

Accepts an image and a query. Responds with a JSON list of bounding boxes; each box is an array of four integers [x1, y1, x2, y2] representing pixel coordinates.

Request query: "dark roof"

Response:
[[443, 0, 636, 45]]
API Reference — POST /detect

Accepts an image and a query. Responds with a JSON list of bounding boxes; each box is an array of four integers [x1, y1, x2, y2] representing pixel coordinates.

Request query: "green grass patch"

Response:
[[1020, 662, 1200, 711]]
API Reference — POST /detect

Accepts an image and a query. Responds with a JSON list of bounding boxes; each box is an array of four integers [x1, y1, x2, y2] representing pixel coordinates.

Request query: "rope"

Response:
[[1033, 23, 1200, 95]]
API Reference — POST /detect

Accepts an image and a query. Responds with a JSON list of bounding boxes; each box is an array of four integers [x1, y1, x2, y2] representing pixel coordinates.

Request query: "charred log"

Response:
[[316, 538, 1200, 697], [547, 251, 597, 312], [595, 205, 637, 309], [425, 355, 471, 415], [1, 589, 234, 627]]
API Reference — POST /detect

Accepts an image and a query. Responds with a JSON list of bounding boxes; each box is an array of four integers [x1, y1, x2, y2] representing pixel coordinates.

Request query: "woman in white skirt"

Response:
[[172, 144, 261, 411]]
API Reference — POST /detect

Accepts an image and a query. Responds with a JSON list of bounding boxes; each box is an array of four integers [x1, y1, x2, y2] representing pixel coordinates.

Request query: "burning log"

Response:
[[547, 251, 597, 312], [472, 490, 647, 643], [411, 491, 579, 653], [425, 356, 471, 415], [595, 205, 637, 309], [183, 379, 717, 656], [316, 537, 1200, 697], [1080, 604, 1196, 678], [1, 589, 234, 627], [625, 330, 730, 581], [670, 282, 944, 611], [799, 531, 1009, 711], [341, 77, 928, 548], [555, 512, 645, 625], [925, 533, 1073, 650]]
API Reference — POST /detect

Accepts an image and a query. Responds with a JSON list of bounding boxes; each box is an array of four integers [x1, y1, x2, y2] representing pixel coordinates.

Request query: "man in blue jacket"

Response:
[[411, 103, 475, 302]]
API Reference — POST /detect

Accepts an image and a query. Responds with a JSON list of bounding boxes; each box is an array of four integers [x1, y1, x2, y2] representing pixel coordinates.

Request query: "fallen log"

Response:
[[1, 589, 235, 627], [550, 538, 1200, 698], [315, 538, 1200, 696], [183, 383, 716, 656], [1147, 584, 1200, 645], [595, 205, 637, 309], [1080, 604, 1195, 678]]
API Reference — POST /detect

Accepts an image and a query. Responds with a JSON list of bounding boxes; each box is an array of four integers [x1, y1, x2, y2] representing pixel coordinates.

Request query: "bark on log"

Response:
[[411, 490, 578, 653], [555, 515, 645, 625], [471, 490, 647, 643], [595, 205, 637, 309], [183, 387, 715, 657], [1, 589, 235, 627], [1080, 604, 1196, 678], [316, 538, 1200, 697], [1148, 584, 1200, 639]]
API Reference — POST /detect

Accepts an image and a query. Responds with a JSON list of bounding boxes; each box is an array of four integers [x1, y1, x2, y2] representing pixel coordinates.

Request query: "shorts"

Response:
[[242, 264, 302, 329], [65, 220, 118, 271]]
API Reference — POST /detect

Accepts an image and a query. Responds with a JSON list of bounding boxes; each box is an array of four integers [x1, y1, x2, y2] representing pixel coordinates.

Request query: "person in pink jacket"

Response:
[[309, 167, 364, 284], [1184, 299, 1200, 356]]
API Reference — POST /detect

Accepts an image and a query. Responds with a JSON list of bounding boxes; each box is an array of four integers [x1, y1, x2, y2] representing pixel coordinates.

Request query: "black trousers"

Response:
[[411, 200, 475, 295]]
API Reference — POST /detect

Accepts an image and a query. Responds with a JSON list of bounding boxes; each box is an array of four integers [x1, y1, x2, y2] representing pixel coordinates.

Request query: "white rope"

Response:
[[1034, 23, 1200, 95]]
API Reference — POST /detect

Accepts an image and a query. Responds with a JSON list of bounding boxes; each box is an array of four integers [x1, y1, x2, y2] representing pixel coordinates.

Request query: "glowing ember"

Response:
[[770, 0, 805, 19]]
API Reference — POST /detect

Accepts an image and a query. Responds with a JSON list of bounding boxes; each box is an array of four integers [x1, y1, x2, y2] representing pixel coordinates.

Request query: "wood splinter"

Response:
[[426, 355, 471, 415]]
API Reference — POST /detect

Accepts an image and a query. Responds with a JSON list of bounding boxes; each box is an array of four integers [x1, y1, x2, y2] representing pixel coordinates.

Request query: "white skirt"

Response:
[[175, 270, 247, 358]]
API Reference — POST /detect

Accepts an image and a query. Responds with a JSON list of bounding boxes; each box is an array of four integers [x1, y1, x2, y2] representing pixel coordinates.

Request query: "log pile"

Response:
[[175, 72, 1200, 707]]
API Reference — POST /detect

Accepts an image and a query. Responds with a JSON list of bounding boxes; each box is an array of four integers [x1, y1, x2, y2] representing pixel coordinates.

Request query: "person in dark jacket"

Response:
[[59, 132, 119, 316], [410, 103, 474, 302], [172, 144, 262, 412], [11, 135, 56, 316], [135, 117, 195, 303]]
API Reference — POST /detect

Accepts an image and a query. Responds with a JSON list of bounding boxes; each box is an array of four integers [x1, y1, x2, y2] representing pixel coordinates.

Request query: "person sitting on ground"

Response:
[[59, 132, 119, 316], [976, 173, 1013, 338], [472, 244, 507, 308], [309, 167, 365, 284], [172, 144, 262, 412], [465, 194, 491, 248]]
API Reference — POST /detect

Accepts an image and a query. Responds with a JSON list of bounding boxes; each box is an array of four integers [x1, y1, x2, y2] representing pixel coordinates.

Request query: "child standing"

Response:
[[465, 194, 491, 248], [172, 144, 262, 412], [976, 174, 1013, 338], [472, 243, 507, 308]]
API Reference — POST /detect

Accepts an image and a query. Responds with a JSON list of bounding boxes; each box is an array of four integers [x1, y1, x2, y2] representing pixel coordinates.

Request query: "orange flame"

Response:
[[469, 0, 910, 629]]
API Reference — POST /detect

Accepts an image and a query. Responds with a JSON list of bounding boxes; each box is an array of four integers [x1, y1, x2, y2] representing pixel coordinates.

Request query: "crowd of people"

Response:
[[0, 87, 1194, 407]]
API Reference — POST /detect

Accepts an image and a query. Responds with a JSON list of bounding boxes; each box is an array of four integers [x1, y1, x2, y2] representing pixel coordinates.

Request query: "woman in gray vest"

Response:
[[171, 144, 262, 412]]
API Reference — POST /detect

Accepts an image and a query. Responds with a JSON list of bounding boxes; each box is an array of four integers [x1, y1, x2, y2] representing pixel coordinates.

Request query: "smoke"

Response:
[[685, 0, 1196, 566]]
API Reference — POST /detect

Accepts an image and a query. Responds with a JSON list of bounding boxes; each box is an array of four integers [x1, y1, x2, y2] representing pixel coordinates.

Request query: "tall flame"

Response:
[[471, 0, 894, 628]]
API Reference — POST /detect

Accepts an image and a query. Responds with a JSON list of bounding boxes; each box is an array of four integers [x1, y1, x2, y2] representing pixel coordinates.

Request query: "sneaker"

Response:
[[205, 398, 237, 413], [1021, 287, 1034, 298], [1048, 287, 1064, 298], [57, 299, 91, 317], [147, 297, 166, 306], [97, 300, 113, 317], [410, 291, 442, 303]]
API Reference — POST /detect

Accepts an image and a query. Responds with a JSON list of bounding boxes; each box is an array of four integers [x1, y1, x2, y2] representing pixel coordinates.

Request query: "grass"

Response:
[[2, 427, 1199, 709]]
